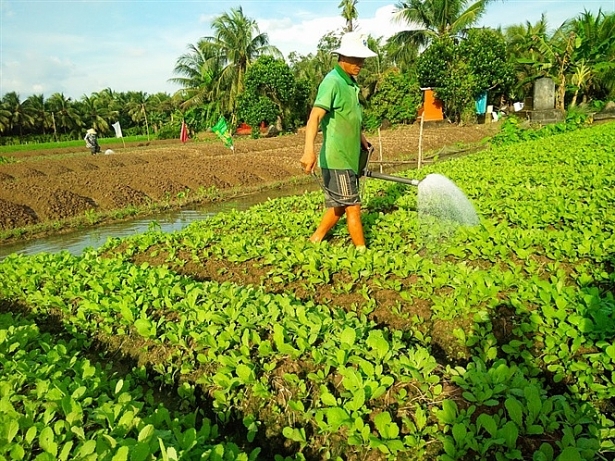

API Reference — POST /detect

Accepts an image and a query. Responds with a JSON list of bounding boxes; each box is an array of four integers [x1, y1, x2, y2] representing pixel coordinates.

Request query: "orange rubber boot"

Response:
[[346, 204, 365, 247], [310, 206, 345, 243]]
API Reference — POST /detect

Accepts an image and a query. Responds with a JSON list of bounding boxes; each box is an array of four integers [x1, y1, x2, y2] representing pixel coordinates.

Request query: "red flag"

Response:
[[180, 120, 188, 143]]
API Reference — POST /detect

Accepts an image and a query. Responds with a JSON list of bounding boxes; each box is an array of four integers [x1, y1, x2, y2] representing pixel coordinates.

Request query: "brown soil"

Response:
[[0, 122, 498, 237]]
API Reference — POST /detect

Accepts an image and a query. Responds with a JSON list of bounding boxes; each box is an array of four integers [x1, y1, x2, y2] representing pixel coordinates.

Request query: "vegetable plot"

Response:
[[1, 122, 615, 460]]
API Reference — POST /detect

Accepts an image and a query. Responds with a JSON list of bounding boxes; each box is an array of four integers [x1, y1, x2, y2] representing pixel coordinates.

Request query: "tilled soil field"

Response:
[[0, 122, 498, 235]]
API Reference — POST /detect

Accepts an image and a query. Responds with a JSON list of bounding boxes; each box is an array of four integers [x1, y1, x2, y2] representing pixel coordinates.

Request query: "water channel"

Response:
[[0, 181, 319, 261]]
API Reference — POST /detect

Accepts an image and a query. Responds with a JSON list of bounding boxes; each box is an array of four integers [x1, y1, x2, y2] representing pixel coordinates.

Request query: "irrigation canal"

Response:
[[0, 181, 319, 261]]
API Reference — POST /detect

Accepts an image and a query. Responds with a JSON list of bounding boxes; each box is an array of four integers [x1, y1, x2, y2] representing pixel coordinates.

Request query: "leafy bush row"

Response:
[[2, 122, 615, 459]]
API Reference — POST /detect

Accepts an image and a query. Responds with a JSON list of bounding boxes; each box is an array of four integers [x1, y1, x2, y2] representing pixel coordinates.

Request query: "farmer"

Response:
[[300, 31, 376, 250], [84, 128, 101, 155]]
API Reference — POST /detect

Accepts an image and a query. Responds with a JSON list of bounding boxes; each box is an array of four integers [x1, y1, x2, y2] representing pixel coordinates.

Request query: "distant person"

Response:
[[84, 128, 101, 155], [300, 32, 376, 250]]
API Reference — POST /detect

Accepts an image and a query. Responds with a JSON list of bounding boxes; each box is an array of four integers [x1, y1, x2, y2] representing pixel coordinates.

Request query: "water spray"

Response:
[[359, 145, 479, 226]]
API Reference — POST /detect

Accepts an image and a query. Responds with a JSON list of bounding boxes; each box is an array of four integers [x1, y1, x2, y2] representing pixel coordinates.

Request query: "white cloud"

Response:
[[259, 14, 345, 57], [359, 5, 422, 37], [2, 0, 613, 100], [259, 4, 421, 58]]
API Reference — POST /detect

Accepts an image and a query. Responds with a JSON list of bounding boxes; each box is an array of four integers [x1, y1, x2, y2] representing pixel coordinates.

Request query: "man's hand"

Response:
[[300, 151, 317, 174], [361, 134, 371, 152]]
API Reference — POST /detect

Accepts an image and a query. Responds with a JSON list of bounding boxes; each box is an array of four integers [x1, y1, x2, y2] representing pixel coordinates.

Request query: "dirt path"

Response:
[[0, 122, 499, 235]]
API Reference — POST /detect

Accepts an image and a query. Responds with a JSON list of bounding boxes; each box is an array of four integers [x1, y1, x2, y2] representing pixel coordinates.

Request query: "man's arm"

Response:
[[300, 106, 327, 174], [360, 132, 370, 151]]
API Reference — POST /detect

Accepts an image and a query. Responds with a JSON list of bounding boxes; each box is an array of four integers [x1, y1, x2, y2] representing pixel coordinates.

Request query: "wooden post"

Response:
[[417, 114, 424, 170], [142, 104, 150, 141], [51, 112, 58, 142], [377, 127, 383, 173]]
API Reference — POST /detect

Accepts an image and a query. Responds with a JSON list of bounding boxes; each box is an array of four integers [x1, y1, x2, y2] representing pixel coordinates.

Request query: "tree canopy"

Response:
[[2, 5, 615, 143]]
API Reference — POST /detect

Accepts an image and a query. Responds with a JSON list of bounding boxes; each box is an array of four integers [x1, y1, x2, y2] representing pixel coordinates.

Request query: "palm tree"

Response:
[[25, 94, 52, 135], [504, 14, 549, 60], [384, 34, 419, 72], [78, 94, 116, 135], [0, 103, 10, 135], [125, 91, 152, 140], [391, 0, 496, 48], [94, 88, 123, 118], [339, 0, 359, 32], [512, 18, 578, 111], [504, 15, 550, 100], [201, 7, 282, 120], [148, 92, 176, 133], [170, 39, 226, 114], [2, 92, 35, 137], [47, 92, 82, 137], [505, 10, 615, 108], [567, 9, 615, 101], [361, 36, 387, 99]]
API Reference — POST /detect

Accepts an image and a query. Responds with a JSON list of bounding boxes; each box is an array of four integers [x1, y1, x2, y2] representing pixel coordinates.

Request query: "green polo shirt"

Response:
[[314, 65, 362, 173]]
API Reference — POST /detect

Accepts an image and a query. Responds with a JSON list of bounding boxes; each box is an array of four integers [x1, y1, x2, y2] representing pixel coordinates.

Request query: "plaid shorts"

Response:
[[321, 168, 361, 208]]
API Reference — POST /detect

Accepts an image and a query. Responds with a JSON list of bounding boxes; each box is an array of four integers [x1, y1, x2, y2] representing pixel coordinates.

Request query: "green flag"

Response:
[[212, 116, 234, 150]]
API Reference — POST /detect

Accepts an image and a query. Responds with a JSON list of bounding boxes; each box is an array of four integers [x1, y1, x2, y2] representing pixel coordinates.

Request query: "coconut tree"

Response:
[[47, 92, 82, 137], [201, 7, 282, 120], [2, 92, 35, 137], [94, 88, 123, 118], [148, 92, 176, 133], [361, 36, 388, 99], [25, 94, 52, 135], [384, 34, 419, 73], [0, 103, 10, 134], [390, 0, 497, 49], [503, 14, 550, 99], [504, 14, 549, 54], [339, 0, 359, 32], [567, 9, 615, 101], [506, 10, 615, 108], [170, 39, 226, 120], [78, 94, 116, 136], [125, 91, 152, 140]]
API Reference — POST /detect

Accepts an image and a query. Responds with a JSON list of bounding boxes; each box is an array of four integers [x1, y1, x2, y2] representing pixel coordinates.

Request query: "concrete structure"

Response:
[[533, 77, 555, 110], [518, 77, 564, 124]]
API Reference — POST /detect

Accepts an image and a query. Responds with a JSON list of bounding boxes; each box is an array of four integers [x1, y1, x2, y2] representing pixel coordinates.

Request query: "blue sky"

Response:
[[1, 0, 613, 101]]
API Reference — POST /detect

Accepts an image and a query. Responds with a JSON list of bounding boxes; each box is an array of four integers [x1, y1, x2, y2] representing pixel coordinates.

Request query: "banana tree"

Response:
[[569, 61, 593, 107]]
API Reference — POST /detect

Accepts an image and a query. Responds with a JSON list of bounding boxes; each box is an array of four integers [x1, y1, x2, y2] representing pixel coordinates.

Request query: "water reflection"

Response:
[[0, 182, 318, 261], [0, 209, 216, 260]]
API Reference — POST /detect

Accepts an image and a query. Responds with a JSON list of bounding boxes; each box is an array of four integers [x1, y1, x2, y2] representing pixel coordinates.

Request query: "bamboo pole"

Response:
[[142, 104, 150, 141], [368, 160, 417, 164], [378, 127, 383, 173], [417, 114, 424, 170]]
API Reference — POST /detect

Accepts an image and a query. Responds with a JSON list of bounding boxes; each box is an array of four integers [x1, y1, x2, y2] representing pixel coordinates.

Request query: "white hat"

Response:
[[87, 128, 96, 134], [333, 32, 376, 58]]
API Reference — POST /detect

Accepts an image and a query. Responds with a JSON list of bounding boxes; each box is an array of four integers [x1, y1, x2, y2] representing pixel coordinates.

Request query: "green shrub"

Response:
[[363, 68, 422, 130]]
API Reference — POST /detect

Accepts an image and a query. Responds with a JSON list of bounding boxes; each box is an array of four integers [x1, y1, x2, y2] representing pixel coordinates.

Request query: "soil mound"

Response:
[[0, 199, 39, 230], [105, 185, 151, 208], [0, 123, 499, 237], [47, 190, 97, 220]]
